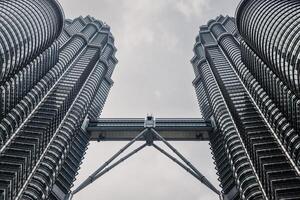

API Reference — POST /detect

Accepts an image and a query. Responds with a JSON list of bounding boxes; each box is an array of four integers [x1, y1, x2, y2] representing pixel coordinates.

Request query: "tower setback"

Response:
[[0, 1, 117, 199], [236, 0, 300, 167], [1, 0, 300, 200], [192, 13, 300, 200]]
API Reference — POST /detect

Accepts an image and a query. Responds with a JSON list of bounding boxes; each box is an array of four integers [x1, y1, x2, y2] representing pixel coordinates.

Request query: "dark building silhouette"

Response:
[[192, 14, 300, 200], [0, 1, 117, 199]]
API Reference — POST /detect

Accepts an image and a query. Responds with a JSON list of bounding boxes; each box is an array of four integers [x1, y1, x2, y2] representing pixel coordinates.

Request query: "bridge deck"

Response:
[[87, 118, 212, 141]]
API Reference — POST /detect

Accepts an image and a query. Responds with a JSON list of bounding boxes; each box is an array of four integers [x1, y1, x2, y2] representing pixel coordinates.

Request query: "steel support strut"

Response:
[[69, 127, 221, 199], [152, 143, 220, 195], [70, 129, 147, 197], [151, 128, 220, 196]]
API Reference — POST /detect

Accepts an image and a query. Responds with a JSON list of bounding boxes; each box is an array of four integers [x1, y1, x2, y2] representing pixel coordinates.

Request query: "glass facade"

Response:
[[0, 2, 117, 199], [193, 15, 300, 200], [236, 0, 300, 165]]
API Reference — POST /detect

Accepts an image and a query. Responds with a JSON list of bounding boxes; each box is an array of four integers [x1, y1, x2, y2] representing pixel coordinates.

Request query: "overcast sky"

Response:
[[58, 0, 240, 199]]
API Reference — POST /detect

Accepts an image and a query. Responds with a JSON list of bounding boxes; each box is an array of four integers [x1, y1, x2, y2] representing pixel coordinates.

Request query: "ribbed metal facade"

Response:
[[0, 2, 117, 199], [233, 0, 300, 199], [236, 0, 300, 167], [0, 0, 64, 83], [192, 15, 300, 200]]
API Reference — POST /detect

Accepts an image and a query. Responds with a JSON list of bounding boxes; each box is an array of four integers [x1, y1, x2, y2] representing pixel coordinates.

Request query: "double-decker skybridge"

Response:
[[68, 116, 222, 200]]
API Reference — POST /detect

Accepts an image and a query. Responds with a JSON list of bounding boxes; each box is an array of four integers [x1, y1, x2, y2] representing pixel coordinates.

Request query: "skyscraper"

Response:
[[0, 1, 117, 200], [236, 0, 300, 167], [192, 14, 300, 200]]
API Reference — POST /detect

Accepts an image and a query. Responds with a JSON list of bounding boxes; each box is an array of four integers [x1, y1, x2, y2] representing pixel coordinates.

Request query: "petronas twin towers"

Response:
[[0, 0, 299, 200], [193, 0, 300, 199], [0, 0, 117, 199]]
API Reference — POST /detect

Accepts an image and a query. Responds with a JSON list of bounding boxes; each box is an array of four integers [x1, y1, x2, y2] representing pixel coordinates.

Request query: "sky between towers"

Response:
[[58, 0, 240, 199]]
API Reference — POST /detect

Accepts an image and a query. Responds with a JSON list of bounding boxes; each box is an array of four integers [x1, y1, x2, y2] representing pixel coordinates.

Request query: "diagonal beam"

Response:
[[153, 143, 221, 197], [71, 129, 148, 196], [93, 143, 147, 181], [153, 143, 206, 181], [151, 128, 220, 195], [68, 126, 221, 199], [67, 143, 147, 199]]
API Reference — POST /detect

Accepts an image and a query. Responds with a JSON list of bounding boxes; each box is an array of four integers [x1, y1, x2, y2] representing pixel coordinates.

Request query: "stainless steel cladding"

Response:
[[192, 14, 300, 200], [0, 6, 118, 199]]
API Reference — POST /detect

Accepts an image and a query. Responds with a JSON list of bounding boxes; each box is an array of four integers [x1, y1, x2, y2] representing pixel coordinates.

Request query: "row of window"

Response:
[[206, 45, 269, 199], [88, 78, 111, 120], [48, 128, 90, 200], [0, 0, 63, 83], [0, 14, 118, 199], [220, 31, 300, 161], [207, 41, 300, 199], [193, 48, 259, 199], [45, 18, 117, 200], [193, 59, 238, 197], [194, 18, 300, 199], [22, 46, 107, 199], [0, 46, 100, 200], [237, 0, 300, 96], [0, 42, 59, 120], [241, 41, 300, 133], [0, 35, 87, 147]]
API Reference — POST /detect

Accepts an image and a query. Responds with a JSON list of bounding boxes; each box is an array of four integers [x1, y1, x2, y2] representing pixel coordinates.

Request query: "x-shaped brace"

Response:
[[67, 128, 222, 199]]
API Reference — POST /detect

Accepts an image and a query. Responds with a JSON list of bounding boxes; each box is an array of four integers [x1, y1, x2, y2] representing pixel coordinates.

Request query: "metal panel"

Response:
[[88, 118, 212, 141]]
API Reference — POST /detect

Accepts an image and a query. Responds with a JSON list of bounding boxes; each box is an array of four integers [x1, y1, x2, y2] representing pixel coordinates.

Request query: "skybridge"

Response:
[[68, 116, 222, 200], [88, 117, 213, 141]]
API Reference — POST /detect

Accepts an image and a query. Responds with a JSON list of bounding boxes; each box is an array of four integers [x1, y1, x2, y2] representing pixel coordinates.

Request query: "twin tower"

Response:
[[0, 0, 299, 200], [0, 0, 117, 199], [193, 1, 300, 199]]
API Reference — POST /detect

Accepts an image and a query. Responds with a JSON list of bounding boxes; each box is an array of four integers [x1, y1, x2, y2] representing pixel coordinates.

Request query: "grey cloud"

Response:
[[58, 0, 240, 199]]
